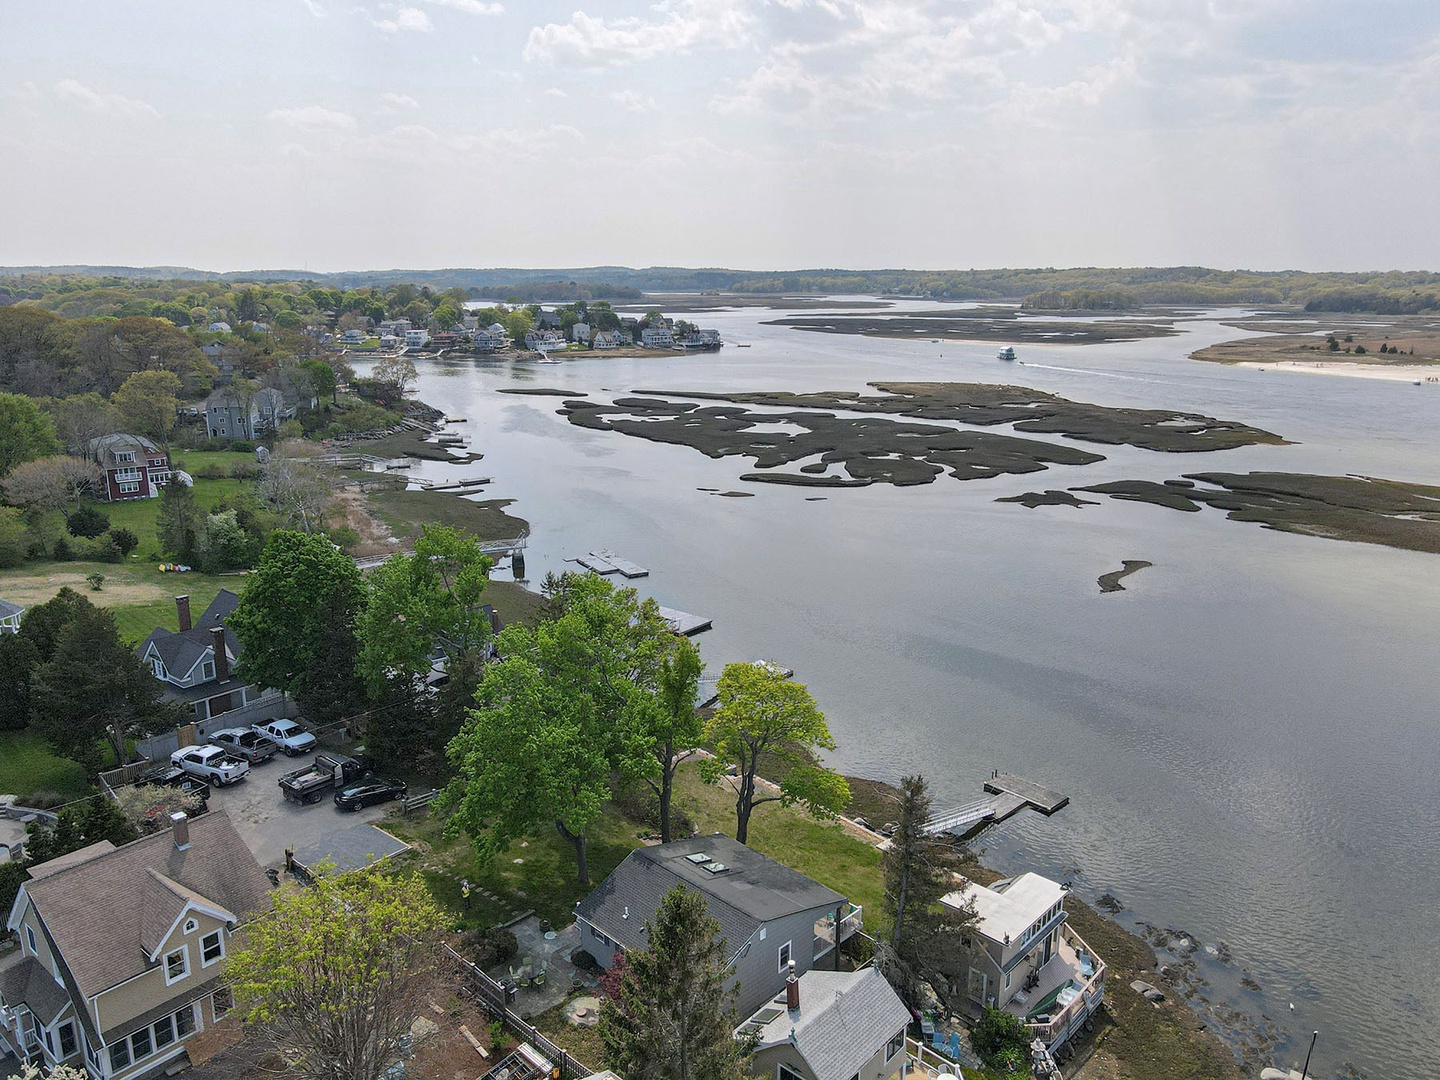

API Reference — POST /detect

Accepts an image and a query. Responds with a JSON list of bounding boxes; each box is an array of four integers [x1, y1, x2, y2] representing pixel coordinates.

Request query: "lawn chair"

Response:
[[532, 964, 547, 987], [947, 1033, 963, 1060], [930, 1030, 946, 1053]]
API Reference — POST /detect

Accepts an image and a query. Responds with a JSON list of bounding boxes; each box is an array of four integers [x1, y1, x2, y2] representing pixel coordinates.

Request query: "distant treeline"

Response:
[[471, 281, 644, 303], [5, 265, 1440, 315]]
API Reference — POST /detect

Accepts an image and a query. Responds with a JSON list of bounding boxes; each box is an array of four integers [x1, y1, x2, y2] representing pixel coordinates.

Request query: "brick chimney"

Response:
[[171, 812, 190, 851], [175, 595, 192, 632], [210, 627, 229, 683], [785, 959, 799, 1011]]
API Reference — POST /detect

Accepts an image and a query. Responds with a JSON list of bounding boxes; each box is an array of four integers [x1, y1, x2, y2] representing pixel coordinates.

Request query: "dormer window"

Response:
[[117, 451, 135, 463], [183, 918, 198, 935], [164, 947, 189, 984], [202, 661, 216, 681]]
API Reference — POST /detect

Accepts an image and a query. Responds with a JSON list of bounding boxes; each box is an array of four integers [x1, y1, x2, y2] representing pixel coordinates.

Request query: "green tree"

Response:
[[876, 774, 976, 1009], [0, 393, 60, 475], [0, 507, 35, 568], [113, 369, 182, 445], [299, 358, 338, 403], [66, 504, 110, 538], [30, 603, 179, 772], [972, 1006, 1031, 1072], [16, 586, 93, 661], [701, 663, 850, 845], [355, 525, 494, 696], [445, 574, 668, 884], [227, 870, 444, 1080], [598, 884, 749, 1080], [156, 474, 200, 561], [635, 637, 704, 844], [373, 354, 418, 393], [229, 530, 365, 704], [0, 631, 39, 730], [503, 308, 535, 343]]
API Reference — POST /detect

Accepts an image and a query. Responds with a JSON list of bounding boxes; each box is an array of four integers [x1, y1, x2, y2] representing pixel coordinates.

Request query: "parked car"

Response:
[[209, 727, 279, 763], [334, 777, 408, 812], [279, 753, 370, 805], [171, 744, 249, 786], [252, 718, 317, 756]]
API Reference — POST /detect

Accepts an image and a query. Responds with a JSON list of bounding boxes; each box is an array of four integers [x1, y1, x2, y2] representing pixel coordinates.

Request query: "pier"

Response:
[[924, 772, 1069, 837], [656, 606, 712, 636], [571, 551, 649, 578]]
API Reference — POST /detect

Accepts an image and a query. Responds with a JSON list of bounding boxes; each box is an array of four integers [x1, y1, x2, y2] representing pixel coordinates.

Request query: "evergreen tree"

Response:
[[156, 474, 200, 561], [599, 885, 749, 1080]]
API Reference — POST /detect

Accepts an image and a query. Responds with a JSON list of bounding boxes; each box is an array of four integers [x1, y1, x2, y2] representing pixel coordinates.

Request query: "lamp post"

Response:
[[1299, 1030, 1318, 1080]]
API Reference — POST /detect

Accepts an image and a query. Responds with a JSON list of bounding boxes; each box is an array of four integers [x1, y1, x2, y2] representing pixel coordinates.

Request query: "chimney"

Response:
[[171, 812, 190, 851], [175, 595, 192, 632], [210, 627, 229, 683], [785, 959, 799, 1011]]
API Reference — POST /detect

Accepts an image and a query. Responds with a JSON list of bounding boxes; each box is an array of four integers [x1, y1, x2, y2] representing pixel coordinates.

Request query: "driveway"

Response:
[[199, 754, 402, 870]]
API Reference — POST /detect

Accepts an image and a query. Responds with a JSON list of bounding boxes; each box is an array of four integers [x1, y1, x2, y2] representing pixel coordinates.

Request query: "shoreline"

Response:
[[1236, 359, 1440, 383]]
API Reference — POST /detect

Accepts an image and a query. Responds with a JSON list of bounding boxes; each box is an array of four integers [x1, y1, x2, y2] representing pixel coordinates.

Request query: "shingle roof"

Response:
[[136, 590, 242, 683], [746, 968, 911, 1080], [0, 955, 72, 1025], [0, 599, 24, 621], [87, 433, 162, 468], [21, 811, 271, 999], [575, 835, 845, 962]]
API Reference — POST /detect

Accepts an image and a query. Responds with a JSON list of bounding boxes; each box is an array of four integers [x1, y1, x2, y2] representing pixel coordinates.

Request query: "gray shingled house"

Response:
[[574, 835, 864, 1019], [1, 812, 271, 1080], [738, 966, 911, 1080]]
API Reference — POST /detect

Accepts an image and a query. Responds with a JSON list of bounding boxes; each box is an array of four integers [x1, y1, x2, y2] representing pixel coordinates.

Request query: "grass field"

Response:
[[0, 730, 90, 801]]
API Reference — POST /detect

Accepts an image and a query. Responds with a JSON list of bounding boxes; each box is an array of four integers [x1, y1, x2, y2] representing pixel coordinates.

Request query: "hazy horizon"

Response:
[[3, 1, 1437, 273]]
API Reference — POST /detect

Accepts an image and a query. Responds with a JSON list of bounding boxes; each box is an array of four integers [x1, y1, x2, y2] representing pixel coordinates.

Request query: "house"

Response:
[[0, 811, 271, 1080], [206, 322, 231, 334], [0, 599, 24, 634], [338, 329, 367, 345], [475, 324, 509, 352], [574, 835, 863, 1019], [203, 388, 292, 441], [136, 593, 288, 724], [738, 966, 910, 1080], [404, 329, 430, 349], [86, 435, 172, 502], [640, 326, 675, 347], [592, 330, 622, 350], [939, 872, 1106, 1055], [571, 322, 590, 344], [535, 308, 562, 329], [523, 329, 565, 352]]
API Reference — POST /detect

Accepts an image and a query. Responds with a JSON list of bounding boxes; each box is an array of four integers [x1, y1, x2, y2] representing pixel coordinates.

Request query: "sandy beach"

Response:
[[1236, 359, 1440, 384]]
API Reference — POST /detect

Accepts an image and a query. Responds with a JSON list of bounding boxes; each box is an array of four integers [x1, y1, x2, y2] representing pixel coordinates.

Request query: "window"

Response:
[[164, 947, 189, 983], [25, 925, 36, 954], [109, 1043, 131, 1071], [183, 918, 198, 935], [59, 1022, 76, 1058], [211, 988, 232, 1020], [154, 1015, 175, 1049], [151, 659, 167, 679], [202, 661, 216, 681], [117, 451, 135, 463], [130, 1027, 152, 1060], [201, 931, 223, 966], [119, 482, 140, 494], [886, 1031, 905, 1061], [778, 1067, 805, 1080], [777, 941, 792, 973]]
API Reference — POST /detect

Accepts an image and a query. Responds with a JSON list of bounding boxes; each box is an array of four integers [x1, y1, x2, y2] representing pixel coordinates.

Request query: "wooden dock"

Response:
[[924, 772, 1069, 837], [571, 551, 649, 578], [656, 606, 712, 636]]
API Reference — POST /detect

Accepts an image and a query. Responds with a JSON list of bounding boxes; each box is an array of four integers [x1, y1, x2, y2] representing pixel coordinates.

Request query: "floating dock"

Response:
[[572, 551, 649, 578], [695, 660, 793, 708], [924, 772, 1069, 837], [656, 606, 712, 636]]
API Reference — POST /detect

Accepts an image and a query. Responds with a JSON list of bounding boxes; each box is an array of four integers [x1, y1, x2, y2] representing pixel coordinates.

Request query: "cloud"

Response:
[[424, 0, 502, 14], [54, 79, 159, 118], [298, 0, 326, 16], [378, 91, 421, 113], [524, 0, 755, 66], [370, 6, 433, 33], [6, 81, 41, 103], [610, 90, 656, 112], [268, 105, 359, 129]]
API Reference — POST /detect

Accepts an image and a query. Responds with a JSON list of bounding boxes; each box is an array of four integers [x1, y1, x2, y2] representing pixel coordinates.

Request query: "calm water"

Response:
[[361, 302, 1440, 1079]]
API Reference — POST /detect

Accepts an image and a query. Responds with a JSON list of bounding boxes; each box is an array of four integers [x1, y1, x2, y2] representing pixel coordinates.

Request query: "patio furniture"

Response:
[[532, 966, 546, 987], [930, 1031, 946, 1052], [947, 1033, 963, 1060]]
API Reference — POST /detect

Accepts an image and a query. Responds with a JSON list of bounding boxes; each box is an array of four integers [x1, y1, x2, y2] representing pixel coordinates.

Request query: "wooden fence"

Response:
[[442, 945, 597, 1080]]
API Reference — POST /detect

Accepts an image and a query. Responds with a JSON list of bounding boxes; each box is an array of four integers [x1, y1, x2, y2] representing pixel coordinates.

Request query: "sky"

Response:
[[2, 0, 1438, 273]]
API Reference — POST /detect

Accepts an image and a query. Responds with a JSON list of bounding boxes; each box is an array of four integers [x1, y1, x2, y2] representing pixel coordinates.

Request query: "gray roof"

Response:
[[745, 968, 911, 1080], [87, 433, 163, 468], [0, 599, 24, 621], [575, 835, 846, 962], [21, 811, 271, 999], [137, 590, 241, 683], [0, 954, 72, 1024]]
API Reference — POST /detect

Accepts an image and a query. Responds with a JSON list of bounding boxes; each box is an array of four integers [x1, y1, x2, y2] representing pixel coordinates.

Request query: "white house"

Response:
[[0, 599, 24, 635], [405, 329, 430, 348], [571, 322, 591, 343], [592, 330, 622, 350], [640, 326, 675, 347], [940, 872, 1106, 1056]]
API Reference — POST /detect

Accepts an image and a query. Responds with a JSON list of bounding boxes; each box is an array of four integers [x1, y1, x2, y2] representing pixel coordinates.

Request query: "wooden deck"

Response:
[[924, 772, 1069, 836], [656, 606, 712, 636], [984, 772, 1069, 815]]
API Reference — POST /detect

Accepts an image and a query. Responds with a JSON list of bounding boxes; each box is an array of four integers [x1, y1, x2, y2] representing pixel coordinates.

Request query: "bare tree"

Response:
[[1, 456, 102, 521], [256, 440, 333, 533]]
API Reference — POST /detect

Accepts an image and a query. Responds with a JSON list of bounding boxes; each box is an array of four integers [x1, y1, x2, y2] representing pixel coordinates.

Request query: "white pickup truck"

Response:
[[252, 718, 317, 756], [171, 744, 249, 786]]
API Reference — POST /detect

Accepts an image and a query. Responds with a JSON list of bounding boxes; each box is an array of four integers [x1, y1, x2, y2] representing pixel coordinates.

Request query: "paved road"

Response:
[[201, 754, 396, 869]]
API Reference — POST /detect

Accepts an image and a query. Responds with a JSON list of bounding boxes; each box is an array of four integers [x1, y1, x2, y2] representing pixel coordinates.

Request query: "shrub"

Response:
[[328, 525, 360, 551], [109, 527, 138, 556], [85, 572, 105, 591], [460, 926, 519, 969], [231, 440, 255, 453], [571, 949, 599, 973], [972, 1006, 1030, 1070], [67, 505, 110, 538], [19, 790, 67, 810], [51, 537, 72, 561]]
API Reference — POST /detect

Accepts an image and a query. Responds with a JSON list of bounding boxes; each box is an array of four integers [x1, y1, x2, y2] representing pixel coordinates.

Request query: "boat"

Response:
[[998, 346, 1017, 361]]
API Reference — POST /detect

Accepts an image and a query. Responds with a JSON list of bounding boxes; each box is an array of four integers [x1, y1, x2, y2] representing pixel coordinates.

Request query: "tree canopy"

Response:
[[227, 870, 444, 1080], [0, 392, 60, 475], [598, 884, 749, 1080], [229, 530, 365, 703], [701, 663, 850, 844], [112, 369, 182, 444]]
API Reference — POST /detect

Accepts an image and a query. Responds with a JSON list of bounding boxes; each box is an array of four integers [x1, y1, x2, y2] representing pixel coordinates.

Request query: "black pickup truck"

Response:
[[278, 753, 370, 805]]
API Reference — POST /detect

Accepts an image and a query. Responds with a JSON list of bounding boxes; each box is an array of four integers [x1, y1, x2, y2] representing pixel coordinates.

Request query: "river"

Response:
[[358, 300, 1440, 1079]]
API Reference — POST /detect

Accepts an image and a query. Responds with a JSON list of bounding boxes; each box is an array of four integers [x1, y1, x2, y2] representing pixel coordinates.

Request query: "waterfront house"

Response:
[[592, 330, 622, 349], [86, 435, 172, 502], [136, 593, 288, 724], [575, 835, 863, 1019], [523, 329, 565, 352], [640, 326, 675, 347], [737, 966, 910, 1080], [203, 387, 291, 441], [338, 329, 367, 345], [475, 324, 509, 352], [0, 811, 270, 1080], [405, 329, 431, 348], [0, 599, 24, 634], [571, 322, 590, 344], [939, 872, 1105, 1055]]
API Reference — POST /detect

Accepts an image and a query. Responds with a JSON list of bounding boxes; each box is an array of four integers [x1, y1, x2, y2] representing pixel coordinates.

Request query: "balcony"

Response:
[[999, 923, 1106, 1050], [813, 904, 863, 958]]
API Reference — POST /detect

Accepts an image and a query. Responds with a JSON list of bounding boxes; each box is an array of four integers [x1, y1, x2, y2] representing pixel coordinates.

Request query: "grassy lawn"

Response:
[[0, 730, 90, 801], [102, 475, 251, 559]]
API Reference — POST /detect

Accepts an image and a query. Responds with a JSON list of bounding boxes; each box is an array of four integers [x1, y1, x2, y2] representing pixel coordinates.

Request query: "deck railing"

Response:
[[1022, 924, 1106, 1047]]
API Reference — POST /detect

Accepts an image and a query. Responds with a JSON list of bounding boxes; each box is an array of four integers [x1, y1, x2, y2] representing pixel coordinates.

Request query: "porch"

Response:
[[1003, 924, 1106, 1050], [812, 904, 863, 959]]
